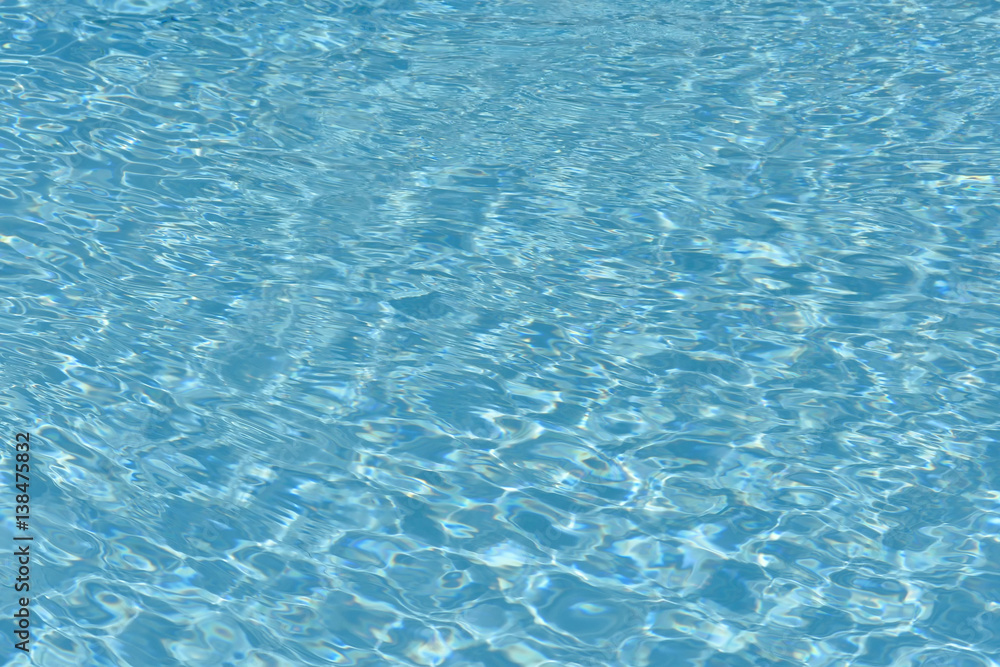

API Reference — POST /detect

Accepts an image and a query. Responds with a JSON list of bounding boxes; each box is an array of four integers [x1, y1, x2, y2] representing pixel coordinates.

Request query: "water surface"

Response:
[[2, 0, 1000, 665]]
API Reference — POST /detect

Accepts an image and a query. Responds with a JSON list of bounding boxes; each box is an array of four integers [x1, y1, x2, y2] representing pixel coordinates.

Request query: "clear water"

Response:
[[2, 0, 1000, 665]]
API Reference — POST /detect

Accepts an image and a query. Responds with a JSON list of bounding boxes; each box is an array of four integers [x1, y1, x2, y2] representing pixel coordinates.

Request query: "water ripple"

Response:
[[4, 0, 1000, 665]]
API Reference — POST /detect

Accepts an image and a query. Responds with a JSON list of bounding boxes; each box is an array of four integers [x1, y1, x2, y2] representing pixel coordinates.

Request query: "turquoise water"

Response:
[[3, 0, 1000, 664]]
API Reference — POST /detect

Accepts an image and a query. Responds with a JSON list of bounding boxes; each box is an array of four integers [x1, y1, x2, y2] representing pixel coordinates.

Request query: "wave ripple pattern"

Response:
[[2, 0, 1000, 666]]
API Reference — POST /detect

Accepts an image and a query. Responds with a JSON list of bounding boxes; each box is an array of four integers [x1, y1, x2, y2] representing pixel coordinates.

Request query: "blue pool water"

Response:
[[3, 0, 1000, 664]]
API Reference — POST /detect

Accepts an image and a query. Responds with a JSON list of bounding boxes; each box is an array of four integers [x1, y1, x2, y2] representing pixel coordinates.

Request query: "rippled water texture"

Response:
[[3, 0, 1000, 665]]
